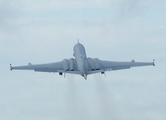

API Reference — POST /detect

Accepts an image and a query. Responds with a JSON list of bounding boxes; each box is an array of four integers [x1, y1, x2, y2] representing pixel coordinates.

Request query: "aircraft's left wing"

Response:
[[10, 62, 64, 72]]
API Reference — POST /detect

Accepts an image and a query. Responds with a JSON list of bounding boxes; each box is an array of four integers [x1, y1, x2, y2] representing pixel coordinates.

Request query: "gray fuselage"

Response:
[[73, 43, 88, 78]]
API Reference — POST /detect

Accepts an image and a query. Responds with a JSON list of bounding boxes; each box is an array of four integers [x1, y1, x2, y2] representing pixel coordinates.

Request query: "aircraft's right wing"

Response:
[[101, 59, 155, 71], [87, 58, 155, 75]]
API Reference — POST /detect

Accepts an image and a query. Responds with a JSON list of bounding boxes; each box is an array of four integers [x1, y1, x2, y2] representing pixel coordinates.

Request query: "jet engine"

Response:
[[93, 58, 102, 70], [69, 58, 75, 71], [87, 58, 95, 71], [62, 59, 69, 71]]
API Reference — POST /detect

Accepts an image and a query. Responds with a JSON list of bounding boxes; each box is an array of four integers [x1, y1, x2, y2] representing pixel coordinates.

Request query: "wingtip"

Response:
[[153, 59, 155, 66], [10, 64, 13, 70]]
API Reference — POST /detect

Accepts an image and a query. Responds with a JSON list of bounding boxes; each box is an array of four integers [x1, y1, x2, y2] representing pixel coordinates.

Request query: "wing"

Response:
[[10, 58, 82, 75], [101, 60, 155, 71], [87, 58, 155, 75], [10, 62, 64, 72]]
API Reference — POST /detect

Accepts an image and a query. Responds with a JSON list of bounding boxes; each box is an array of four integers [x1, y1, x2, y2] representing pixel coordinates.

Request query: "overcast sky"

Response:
[[1, 0, 166, 120]]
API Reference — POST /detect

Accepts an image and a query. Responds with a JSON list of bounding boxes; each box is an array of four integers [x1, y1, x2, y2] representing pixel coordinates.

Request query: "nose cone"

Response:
[[74, 42, 84, 50]]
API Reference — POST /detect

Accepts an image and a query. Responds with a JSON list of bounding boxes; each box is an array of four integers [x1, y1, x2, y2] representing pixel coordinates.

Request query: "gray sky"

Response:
[[1, 0, 166, 120]]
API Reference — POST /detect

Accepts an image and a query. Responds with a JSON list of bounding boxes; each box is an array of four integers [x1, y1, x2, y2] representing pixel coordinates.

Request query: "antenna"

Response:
[[77, 39, 79, 43]]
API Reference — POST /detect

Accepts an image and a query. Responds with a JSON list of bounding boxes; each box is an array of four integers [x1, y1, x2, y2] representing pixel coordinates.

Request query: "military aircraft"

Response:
[[10, 42, 155, 79]]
